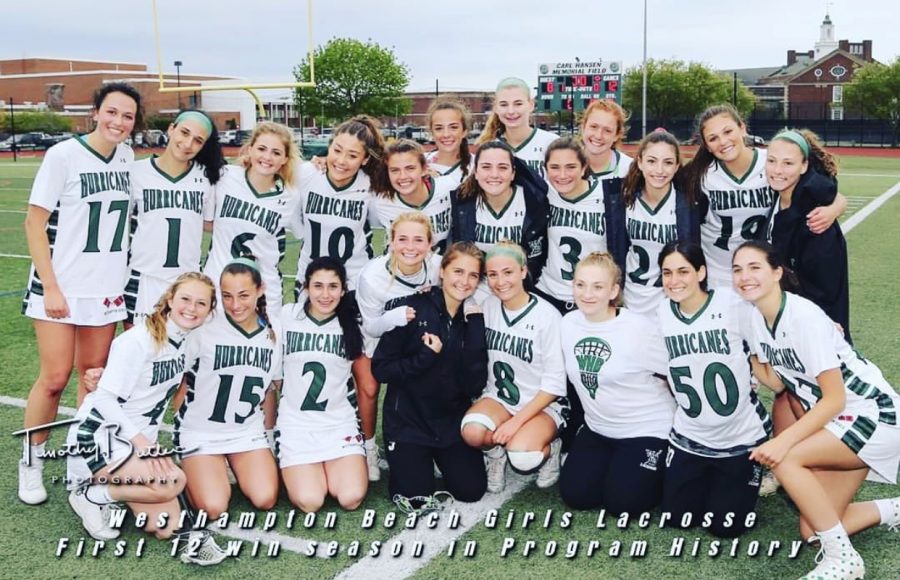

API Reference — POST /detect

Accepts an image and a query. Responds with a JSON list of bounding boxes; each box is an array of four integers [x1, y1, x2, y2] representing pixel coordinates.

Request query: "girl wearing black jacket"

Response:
[[372, 242, 488, 509], [449, 140, 549, 303], [762, 129, 850, 342]]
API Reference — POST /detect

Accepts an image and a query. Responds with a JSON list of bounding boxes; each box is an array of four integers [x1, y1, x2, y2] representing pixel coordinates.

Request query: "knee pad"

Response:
[[507, 450, 545, 473], [461, 413, 496, 432]]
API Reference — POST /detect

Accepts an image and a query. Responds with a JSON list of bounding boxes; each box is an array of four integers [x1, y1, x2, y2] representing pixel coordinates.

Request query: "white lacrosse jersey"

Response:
[[175, 313, 281, 444], [77, 319, 189, 441], [588, 150, 633, 184], [425, 151, 470, 185], [204, 164, 303, 312], [27, 137, 133, 298], [561, 308, 674, 439], [502, 127, 559, 178], [749, 292, 900, 440], [481, 294, 566, 414], [536, 180, 607, 301], [473, 186, 527, 252], [129, 157, 214, 280], [278, 302, 358, 430], [296, 170, 375, 291], [370, 175, 454, 253], [356, 253, 443, 340], [657, 288, 771, 457], [623, 188, 679, 315], [700, 149, 775, 288]]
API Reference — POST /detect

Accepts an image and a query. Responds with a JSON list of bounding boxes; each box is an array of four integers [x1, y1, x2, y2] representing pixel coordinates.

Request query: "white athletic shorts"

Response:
[[24, 292, 126, 326], [124, 270, 170, 326], [274, 422, 365, 468], [65, 414, 142, 490], [176, 428, 270, 459], [826, 413, 900, 484]]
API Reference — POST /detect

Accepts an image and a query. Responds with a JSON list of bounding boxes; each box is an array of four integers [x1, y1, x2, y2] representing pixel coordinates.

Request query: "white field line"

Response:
[[0, 209, 27, 213], [840, 173, 900, 178], [0, 253, 29, 259], [0, 394, 172, 434], [334, 476, 529, 580], [843, 179, 900, 233]]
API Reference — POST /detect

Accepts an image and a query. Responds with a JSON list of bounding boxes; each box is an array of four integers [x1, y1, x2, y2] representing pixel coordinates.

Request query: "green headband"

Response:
[[485, 245, 525, 267], [175, 111, 213, 137], [773, 130, 809, 160], [225, 257, 261, 273]]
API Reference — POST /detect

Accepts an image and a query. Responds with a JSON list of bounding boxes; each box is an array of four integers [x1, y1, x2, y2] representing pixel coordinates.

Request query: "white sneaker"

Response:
[[180, 530, 228, 566], [68, 488, 121, 540], [365, 440, 381, 482], [759, 470, 781, 497], [882, 497, 900, 532], [485, 447, 507, 493], [18, 460, 47, 505], [799, 541, 864, 580], [536, 438, 562, 489]]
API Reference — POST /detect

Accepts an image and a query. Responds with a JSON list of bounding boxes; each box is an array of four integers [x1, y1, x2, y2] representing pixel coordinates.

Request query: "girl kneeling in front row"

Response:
[[460, 241, 567, 492], [66, 272, 226, 565], [559, 253, 674, 516], [276, 257, 368, 512], [734, 241, 900, 580], [373, 242, 488, 511]]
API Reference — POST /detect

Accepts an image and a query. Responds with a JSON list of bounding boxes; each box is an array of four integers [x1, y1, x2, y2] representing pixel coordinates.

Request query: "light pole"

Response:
[[642, 0, 648, 137], [174, 60, 183, 109]]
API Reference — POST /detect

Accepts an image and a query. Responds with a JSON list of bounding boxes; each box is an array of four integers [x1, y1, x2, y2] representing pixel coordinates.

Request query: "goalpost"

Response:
[[149, 0, 316, 119]]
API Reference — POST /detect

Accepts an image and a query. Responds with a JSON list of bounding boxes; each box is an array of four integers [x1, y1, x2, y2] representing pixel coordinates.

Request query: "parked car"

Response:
[[0, 132, 53, 152]]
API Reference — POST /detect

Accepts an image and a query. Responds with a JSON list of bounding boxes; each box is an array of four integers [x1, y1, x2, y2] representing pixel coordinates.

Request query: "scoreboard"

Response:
[[537, 61, 623, 113]]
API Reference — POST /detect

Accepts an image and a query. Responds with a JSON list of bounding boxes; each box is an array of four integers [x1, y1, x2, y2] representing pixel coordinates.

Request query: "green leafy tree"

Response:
[[0, 110, 73, 133], [622, 59, 756, 127], [844, 58, 900, 146], [294, 38, 411, 126]]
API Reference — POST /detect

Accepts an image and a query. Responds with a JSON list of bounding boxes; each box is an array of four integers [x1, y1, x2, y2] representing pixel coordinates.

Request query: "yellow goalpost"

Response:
[[150, 0, 316, 118]]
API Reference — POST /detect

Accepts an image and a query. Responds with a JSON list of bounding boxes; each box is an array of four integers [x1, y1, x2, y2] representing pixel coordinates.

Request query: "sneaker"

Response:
[[485, 447, 507, 493], [536, 438, 562, 489], [18, 460, 47, 505], [365, 440, 381, 482], [799, 541, 865, 580], [882, 497, 900, 532], [180, 530, 228, 566], [68, 488, 120, 540], [759, 470, 781, 497], [392, 491, 455, 516]]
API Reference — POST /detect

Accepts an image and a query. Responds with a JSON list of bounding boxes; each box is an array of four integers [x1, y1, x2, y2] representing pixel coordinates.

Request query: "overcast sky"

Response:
[[4, 0, 897, 93]]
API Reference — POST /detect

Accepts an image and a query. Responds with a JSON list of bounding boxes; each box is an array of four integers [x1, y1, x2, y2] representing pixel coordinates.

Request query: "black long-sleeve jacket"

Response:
[[372, 287, 487, 447], [763, 168, 850, 342]]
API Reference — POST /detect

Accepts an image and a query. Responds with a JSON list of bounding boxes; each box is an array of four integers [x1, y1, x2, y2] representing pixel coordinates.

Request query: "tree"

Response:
[[0, 110, 73, 133], [294, 38, 411, 126], [622, 59, 756, 128], [844, 58, 900, 146]]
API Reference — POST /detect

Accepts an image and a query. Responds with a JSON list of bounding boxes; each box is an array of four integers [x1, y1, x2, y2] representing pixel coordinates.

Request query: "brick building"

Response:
[[0, 57, 249, 131], [753, 14, 875, 120]]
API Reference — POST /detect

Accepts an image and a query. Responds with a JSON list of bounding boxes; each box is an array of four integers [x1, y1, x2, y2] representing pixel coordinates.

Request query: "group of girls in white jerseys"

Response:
[[16, 77, 900, 578]]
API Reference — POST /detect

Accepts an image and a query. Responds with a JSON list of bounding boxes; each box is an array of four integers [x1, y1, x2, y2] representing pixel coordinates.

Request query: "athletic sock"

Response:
[[874, 497, 899, 524], [86, 484, 113, 504]]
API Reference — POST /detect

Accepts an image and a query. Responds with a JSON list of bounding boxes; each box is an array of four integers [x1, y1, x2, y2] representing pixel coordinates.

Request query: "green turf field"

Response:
[[0, 155, 898, 579]]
